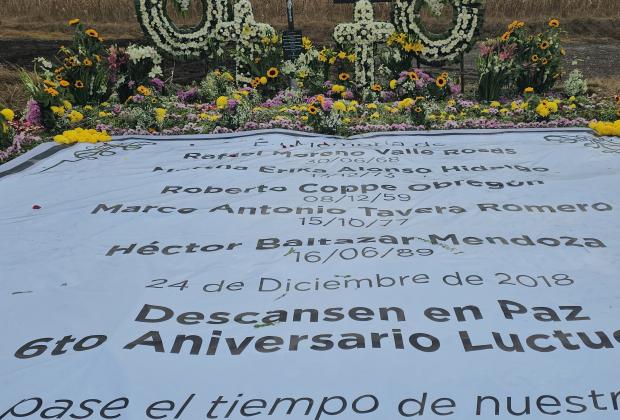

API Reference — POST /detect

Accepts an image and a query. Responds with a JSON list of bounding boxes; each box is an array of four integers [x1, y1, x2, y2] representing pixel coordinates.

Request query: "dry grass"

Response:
[[0, 0, 619, 41], [0, 66, 30, 111]]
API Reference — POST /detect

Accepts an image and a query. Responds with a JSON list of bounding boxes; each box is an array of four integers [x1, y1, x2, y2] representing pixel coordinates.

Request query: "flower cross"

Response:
[[333, 0, 394, 87], [214, 0, 275, 83]]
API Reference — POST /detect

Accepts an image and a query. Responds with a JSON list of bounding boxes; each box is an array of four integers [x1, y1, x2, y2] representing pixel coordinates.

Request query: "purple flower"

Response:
[[177, 87, 198, 103], [25, 99, 42, 126], [150, 78, 165, 92]]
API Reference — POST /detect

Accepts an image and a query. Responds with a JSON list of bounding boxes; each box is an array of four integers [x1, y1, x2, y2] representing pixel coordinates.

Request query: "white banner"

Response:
[[1, 129, 620, 419]]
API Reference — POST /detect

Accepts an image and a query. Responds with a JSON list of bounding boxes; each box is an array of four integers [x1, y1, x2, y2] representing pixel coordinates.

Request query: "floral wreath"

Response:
[[135, 0, 229, 60], [392, 0, 485, 65]]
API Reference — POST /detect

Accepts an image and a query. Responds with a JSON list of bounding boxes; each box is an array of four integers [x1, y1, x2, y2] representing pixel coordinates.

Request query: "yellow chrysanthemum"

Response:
[[155, 108, 166, 123], [216, 96, 229, 109], [1, 108, 15, 121]]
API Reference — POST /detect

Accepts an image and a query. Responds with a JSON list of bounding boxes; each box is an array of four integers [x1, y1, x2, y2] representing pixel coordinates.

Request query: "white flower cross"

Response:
[[333, 0, 394, 87], [214, 0, 275, 81]]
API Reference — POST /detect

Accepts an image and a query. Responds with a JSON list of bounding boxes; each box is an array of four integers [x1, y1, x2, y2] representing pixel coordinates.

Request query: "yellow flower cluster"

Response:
[[387, 32, 424, 54], [318, 48, 356, 64], [1, 108, 14, 134], [54, 128, 111, 144], [155, 108, 167, 123], [536, 99, 560, 118], [589, 120, 620, 137]]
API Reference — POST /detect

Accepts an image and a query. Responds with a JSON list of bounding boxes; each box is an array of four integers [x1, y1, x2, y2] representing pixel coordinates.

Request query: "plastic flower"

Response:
[[267, 67, 279, 78]]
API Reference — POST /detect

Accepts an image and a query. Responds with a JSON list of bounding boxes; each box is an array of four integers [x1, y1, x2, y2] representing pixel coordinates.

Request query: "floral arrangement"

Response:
[[333, 0, 394, 88], [0, 108, 15, 149], [392, 0, 485, 65], [214, 0, 277, 83], [135, 0, 228, 60], [108, 44, 164, 102], [1, 18, 618, 165], [501, 19, 564, 94]]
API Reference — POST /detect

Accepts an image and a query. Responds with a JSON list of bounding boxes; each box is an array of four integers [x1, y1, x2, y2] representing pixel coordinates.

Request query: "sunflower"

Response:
[[339, 72, 350, 81], [98, 37, 104, 43], [407, 71, 419, 81], [541, 58, 548, 65], [45, 87, 59, 97], [540, 41, 550, 50], [501, 31, 512, 42], [524, 87, 535, 94], [531, 54, 539, 62], [43, 80, 57, 88], [75, 80, 85, 89], [308, 105, 319, 115], [55, 74, 64, 81], [250, 78, 260, 89], [371, 84, 382, 92], [85, 29, 99, 38], [59, 80, 70, 88], [548, 19, 560, 28], [137, 85, 152, 96], [68, 19, 80, 26], [267, 67, 279, 78], [83, 58, 93, 67], [414, 107, 423, 113], [435, 76, 447, 88]]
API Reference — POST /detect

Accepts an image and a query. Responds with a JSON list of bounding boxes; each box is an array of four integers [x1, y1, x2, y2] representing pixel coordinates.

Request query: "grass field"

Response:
[[1, 0, 619, 41]]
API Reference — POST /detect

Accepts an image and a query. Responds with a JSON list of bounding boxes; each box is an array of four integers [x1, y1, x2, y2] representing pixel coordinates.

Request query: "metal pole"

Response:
[[459, 52, 465, 94]]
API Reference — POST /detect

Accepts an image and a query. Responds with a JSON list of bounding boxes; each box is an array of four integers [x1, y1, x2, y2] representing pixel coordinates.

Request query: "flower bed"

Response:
[[1, 16, 619, 164]]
